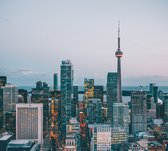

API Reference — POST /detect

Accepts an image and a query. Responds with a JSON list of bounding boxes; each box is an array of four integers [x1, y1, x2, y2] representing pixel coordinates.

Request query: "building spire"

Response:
[[115, 21, 123, 103], [118, 21, 120, 50]]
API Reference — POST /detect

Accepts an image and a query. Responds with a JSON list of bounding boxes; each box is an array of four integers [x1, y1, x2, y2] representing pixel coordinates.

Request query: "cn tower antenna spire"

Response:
[[118, 21, 120, 37], [115, 21, 123, 103], [118, 21, 120, 50]]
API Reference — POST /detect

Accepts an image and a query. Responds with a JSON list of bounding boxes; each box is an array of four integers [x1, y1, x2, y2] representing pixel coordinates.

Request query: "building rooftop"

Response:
[[148, 141, 162, 147], [7, 139, 34, 148], [0, 135, 13, 141]]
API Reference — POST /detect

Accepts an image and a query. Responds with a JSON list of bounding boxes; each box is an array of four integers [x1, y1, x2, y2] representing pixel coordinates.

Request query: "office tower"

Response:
[[42, 82, 49, 91], [72, 86, 78, 117], [18, 89, 27, 103], [106, 72, 118, 123], [94, 85, 104, 103], [156, 103, 164, 119], [131, 92, 147, 134], [163, 93, 168, 121], [16, 103, 43, 144], [2, 84, 18, 117], [54, 73, 58, 91], [149, 83, 158, 103], [36, 81, 43, 90], [60, 60, 73, 138], [112, 103, 129, 133], [31, 81, 49, 131], [115, 24, 123, 103], [149, 83, 156, 94], [87, 98, 102, 124], [153, 86, 158, 103], [111, 127, 128, 147], [84, 78, 94, 101], [0, 76, 7, 87], [147, 95, 156, 119], [0, 88, 3, 129], [89, 124, 111, 151]]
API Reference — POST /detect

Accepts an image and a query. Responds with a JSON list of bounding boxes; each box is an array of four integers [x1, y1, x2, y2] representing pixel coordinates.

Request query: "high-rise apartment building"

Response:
[[31, 81, 49, 131], [94, 85, 104, 103], [72, 86, 78, 117], [60, 60, 73, 138], [54, 73, 58, 91], [0, 76, 6, 128], [163, 93, 168, 121], [87, 98, 102, 124], [0, 88, 3, 130], [106, 72, 118, 124], [131, 92, 147, 134], [112, 103, 129, 133], [16, 103, 43, 144], [2, 84, 18, 116], [84, 78, 94, 101]]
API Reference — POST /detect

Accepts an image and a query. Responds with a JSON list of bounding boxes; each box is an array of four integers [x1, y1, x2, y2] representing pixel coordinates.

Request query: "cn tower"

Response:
[[115, 23, 123, 103]]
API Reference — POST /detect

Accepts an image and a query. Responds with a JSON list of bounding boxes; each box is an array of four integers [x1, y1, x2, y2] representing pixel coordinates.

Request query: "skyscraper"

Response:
[[131, 92, 147, 134], [115, 23, 123, 103], [112, 103, 129, 133], [0, 76, 7, 87], [2, 84, 18, 115], [163, 93, 168, 121], [94, 85, 104, 103], [84, 78, 94, 101], [60, 60, 73, 138], [87, 98, 102, 124], [31, 81, 49, 131], [72, 86, 78, 117], [16, 103, 43, 144], [106, 72, 118, 124], [54, 73, 58, 91], [0, 89, 3, 129]]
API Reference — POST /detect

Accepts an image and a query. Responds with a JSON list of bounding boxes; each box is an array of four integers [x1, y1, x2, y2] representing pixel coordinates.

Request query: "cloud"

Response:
[[0, 68, 46, 77], [12, 68, 46, 76]]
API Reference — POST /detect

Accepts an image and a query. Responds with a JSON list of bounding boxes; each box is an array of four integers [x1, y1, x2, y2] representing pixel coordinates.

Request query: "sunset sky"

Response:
[[0, 0, 168, 86]]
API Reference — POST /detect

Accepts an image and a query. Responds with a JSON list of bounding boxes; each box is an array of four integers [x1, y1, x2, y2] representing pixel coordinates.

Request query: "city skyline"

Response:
[[0, 0, 168, 86]]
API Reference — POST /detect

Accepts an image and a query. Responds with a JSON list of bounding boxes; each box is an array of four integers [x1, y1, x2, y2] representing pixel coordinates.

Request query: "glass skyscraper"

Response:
[[60, 60, 73, 138], [106, 72, 118, 124]]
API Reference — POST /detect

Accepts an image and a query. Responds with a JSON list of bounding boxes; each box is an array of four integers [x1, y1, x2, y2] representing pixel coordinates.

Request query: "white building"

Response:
[[64, 117, 80, 151], [89, 124, 111, 151], [16, 103, 43, 144]]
